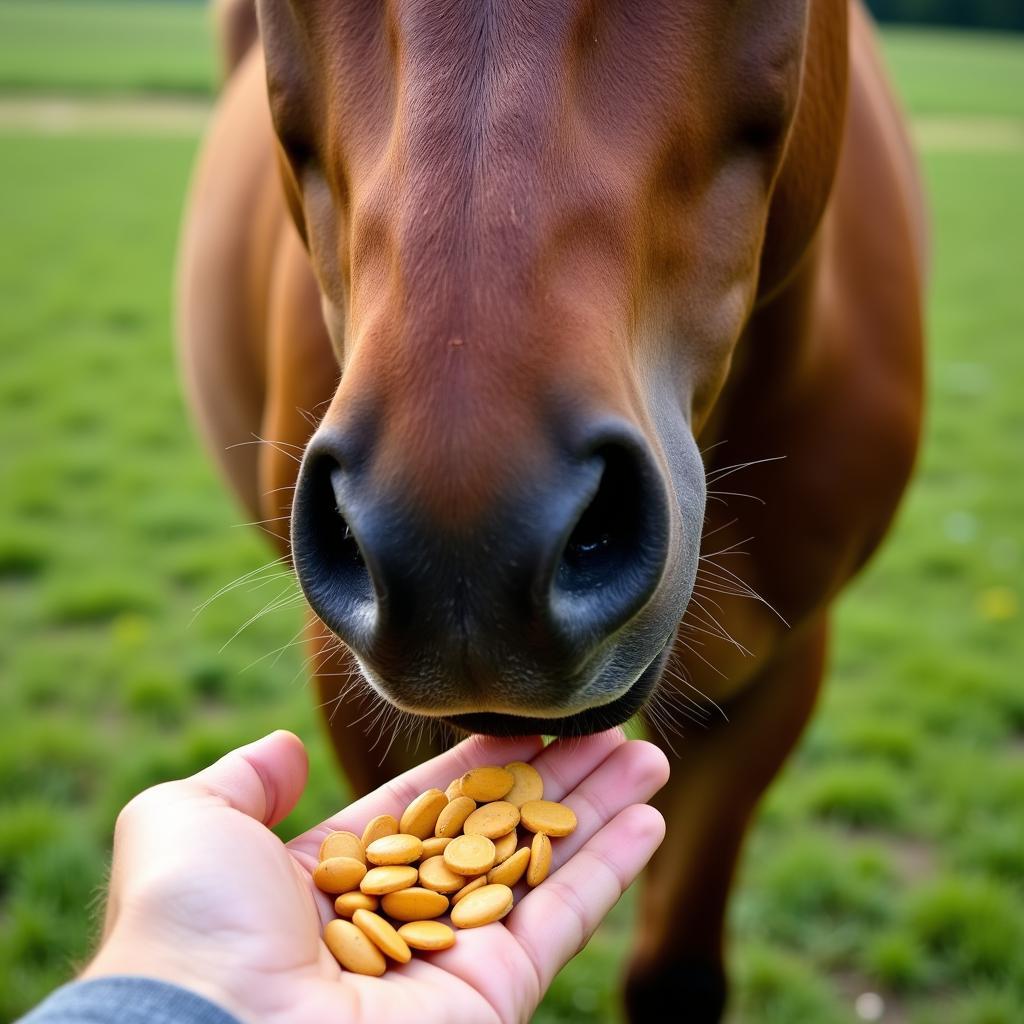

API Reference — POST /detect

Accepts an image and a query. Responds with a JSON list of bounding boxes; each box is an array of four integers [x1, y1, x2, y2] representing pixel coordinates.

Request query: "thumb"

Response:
[[189, 730, 309, 827]]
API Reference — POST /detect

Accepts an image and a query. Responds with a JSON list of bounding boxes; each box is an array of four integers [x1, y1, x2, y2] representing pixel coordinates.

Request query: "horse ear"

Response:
[[257, 0, 325, 245], [710, 0, 810, 159], [275, 144, 309, 247], [758, 0, 849, 299], [257, 0, 320, 158]]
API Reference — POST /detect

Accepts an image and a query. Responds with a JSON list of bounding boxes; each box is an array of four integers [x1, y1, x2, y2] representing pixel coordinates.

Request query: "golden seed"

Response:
[[418, 855, 466, 894], [334, 892, 379, 918], [399, 789, 449, 839], [318, 831, 365, 864], [323, 919, 386, 976], [360, 864, 419, 895], [380, 887, 450, 922], [434, 796, 476, 838], [365, 833, 424, 866], [503, 761, 544, 807], [451, 875, 487, 905], [397, 920, 455, 951], [421, 836, 452, 859], [361, 814, 399, 849], [444, 833, 497, 876], [463, 801, 520, 840], [459, 766, 514, 802], [493, 829, 518, 864], [313, 856, 367, 895], [352, 908, 412, 964], [520, 799, 577, 837], [488, 846, 531, 887], [450, 883, 515, 928], [527, 831, 552, 887]]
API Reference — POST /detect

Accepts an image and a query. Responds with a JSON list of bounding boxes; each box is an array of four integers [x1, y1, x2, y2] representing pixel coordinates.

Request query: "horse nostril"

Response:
[[292, 450, 376, 636], [314, 463, 371, 588], [557, 444, 644, 591], [328, 469, 367, 571], [550, 432, 669, 641]]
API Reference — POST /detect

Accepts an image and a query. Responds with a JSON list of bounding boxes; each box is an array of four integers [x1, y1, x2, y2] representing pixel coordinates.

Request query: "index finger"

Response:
[[287, 732, 544, 864]]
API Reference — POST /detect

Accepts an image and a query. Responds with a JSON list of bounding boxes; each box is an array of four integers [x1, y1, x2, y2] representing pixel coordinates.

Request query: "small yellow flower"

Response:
[[976, 586, 1018, 622], [111, 612, 150, 646]]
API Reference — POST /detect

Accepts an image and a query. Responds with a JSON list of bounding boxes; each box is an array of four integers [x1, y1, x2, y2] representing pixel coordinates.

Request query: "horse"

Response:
[[179, 1, 925, 1016]]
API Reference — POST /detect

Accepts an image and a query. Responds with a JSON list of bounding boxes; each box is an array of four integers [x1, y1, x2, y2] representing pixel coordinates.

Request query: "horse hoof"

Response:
[[624, 957, 728, 1024]]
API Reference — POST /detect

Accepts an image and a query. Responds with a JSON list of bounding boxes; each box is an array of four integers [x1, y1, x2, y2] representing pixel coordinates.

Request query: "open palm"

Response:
[[86, 729, 669, 1024]]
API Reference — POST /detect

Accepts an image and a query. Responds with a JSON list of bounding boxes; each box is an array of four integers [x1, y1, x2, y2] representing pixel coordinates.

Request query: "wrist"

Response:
[[83, 927, 258, 1024]]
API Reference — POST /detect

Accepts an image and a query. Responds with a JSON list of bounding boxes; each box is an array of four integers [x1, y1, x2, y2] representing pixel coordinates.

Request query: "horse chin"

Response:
[[441, 640, 672, 738]]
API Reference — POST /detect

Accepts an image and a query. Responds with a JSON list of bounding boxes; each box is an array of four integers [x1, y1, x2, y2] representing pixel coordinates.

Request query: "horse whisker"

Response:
[[704, 455, 785, 485], [707, 489, 766, 505], [190, 555, 290, 618]]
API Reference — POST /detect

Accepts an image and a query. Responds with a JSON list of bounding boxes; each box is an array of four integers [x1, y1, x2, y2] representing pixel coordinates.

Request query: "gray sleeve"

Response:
[[16, 976, 243, 1024]]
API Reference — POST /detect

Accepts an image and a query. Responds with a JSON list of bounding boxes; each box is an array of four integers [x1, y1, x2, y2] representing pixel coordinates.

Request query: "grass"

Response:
[[0, 1, 216, 96], [0, 9, 1022, 1024], [880, 28, 1024, 119], [1, 2, 1023, 122]]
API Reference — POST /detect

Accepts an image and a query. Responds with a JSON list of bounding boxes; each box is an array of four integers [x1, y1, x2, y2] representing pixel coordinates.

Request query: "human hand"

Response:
[[84, 729, 669, 1024]]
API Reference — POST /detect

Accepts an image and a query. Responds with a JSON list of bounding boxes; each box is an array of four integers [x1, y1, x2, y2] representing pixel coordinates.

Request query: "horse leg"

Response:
[[625, 617, 829, 1023]]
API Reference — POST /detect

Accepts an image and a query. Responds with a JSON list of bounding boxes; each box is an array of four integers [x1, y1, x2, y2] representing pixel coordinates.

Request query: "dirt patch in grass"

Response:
[[846, 830, 940, 886], [1, 96, 1022, 156], [0, 95, 210, 135], [912, 115, 1024, 151]]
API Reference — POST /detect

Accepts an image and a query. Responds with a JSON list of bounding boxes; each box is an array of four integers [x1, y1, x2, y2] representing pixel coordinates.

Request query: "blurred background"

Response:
[[0, 2, 1021, 1021]]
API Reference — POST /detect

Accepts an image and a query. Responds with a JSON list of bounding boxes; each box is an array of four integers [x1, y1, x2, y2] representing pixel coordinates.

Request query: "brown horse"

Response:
[[179, 0, 925, 1017]]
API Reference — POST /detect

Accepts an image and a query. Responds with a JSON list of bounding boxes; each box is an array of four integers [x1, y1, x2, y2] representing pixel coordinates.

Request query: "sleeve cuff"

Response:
[[16, 976, 243, 1024]]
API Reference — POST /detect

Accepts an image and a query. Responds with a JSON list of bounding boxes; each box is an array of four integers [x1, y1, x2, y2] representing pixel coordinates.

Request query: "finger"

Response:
[[544, 739, 670, 870], [506, 803, 666, 991], [527, 727, 628, 802], [288, 732, 544, 860], [186, 730, 309, 827]]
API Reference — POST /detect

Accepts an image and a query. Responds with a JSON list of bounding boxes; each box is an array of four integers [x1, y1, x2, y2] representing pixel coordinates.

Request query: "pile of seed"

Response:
[[314, 761, 577, 975]]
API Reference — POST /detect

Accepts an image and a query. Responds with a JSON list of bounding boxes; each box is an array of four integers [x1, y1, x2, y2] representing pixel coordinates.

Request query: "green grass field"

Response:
[[1, 1, 1023, 116], [1, 6, 1022, 1023], [0, 1, 216, 96]]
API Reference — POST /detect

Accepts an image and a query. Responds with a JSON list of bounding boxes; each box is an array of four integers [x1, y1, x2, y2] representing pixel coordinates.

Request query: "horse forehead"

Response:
[[320, 1, 692, 124], [387, 6, 574, 145], [390, 0, 578, 56]]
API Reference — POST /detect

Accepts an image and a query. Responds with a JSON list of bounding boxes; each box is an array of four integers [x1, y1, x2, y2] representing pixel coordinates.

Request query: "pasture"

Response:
[[0, 5, 1022, 1022]]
